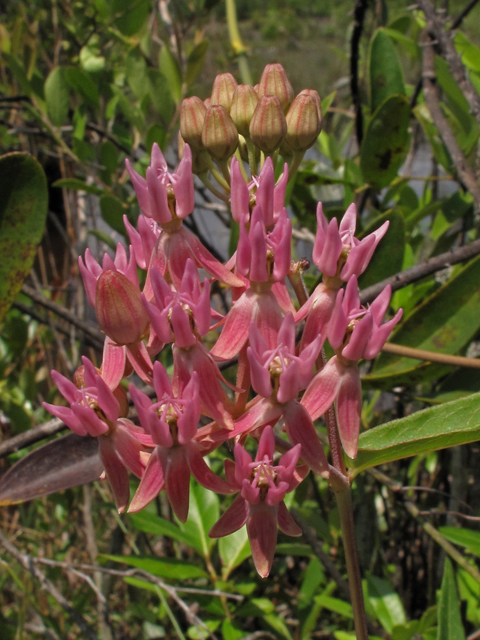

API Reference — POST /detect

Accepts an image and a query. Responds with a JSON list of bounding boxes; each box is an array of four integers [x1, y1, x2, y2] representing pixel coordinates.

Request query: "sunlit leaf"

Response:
[[366, 575, 406, 634], [101, 554, 207, 580], [219, 526, 251, 579], [437, 559, 465, 640]]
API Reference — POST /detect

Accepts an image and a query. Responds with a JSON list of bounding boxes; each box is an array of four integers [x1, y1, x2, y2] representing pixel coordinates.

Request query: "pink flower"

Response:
[[127, 144, 243, 290], [302, 276, 402, 459], [230, 156, 288, 226], [44, 358, 150, 513], [129, 362, 236, 521], [209, 426, 307, 578]]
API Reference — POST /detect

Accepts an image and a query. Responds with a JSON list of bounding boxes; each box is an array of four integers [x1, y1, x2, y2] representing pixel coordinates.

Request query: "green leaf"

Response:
[[366, 575, 406, 634], [87, 229, 116, 250], [181, 481, 219, 559], [44, 67, 69, 127], [438, 527, 480, 558], [361, 95, 411, 190], [437, 559, 465, 640], [348, 392, 480, 476], [159, 46, 182, 104], [298, 557, 325, 611], [369, 29, 406, 112], [221, 619, 245, 640], [53, 178, 104, 195], [381, 27, 418, 58], [0, 434, 102, 506], [145, 124, 167, 153], [367, 254, 480, 384], [0, 153, 48, 323], [126, 51, 148, 100], [358, 210, 405, 289], [147, 69, 175, 125], [218, 526, 251, 579], [313, 595, 353, 618], [101, 554, 207, 580], [186, 40, 209, 87], [99, 194, 127, 235], [64, 67, 99, 108], [275, 543, 312, 556], [115, 0, 150, 36], [128, 511, 199, 550], [454, 32, 480, 73]]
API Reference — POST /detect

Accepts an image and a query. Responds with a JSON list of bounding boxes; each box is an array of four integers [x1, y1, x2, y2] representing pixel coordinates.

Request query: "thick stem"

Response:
[[334, 481, 369, 640]]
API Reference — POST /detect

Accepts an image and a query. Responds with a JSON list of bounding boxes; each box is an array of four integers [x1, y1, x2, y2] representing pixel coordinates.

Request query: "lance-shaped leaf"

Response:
[[0, 153, 48, 323], [369, 29, 406, 112], [0, 434, 103, 506], [348, 392, 480, 476], [437, 559, 466, 640], [361, 95, 410, 190]]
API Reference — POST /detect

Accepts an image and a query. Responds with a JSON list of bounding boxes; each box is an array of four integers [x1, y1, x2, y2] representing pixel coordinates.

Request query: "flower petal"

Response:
[[284, 400, 329, 475], [98, 436, 130, 513], [277, 501, 302, 536], [247, 503, 278, 578], [335, 365, 362, 459], [129, 447, 165, 513], [209, 494, 249, 538], [187, 444, 236, 494], [165, 446, 191, 523]]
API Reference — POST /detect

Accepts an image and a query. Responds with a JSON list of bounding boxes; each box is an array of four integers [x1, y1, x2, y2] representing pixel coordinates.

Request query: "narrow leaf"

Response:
[[0, 434, 103, 506], [437, 559, 465, 640], [101, 554, 207, 580], [45, 67, 69, 127], [128, 511, 199, 550]]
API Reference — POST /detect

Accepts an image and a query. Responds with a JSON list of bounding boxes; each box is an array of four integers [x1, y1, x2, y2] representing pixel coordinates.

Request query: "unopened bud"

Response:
[[96, 271, 149, 345], [286, 93, 322, 152], [204, 97, 211, 108], [249, 95, 287, 153], [211, 72, 238, 111], [180, 97, 207, 151], [201, 105, 238, 161], [73, 365, 86, 389], [298, 89, 322, 123], [257, 63, 294, 113], [230, 84, 258, 137]]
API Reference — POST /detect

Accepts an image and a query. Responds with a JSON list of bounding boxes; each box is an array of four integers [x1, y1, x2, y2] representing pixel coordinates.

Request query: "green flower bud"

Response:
[[230, 84, 258, 138], [285, 93, 322, 152], [249, 95, 287, 154], [180, 96, 207, 151], [257, 63, 294, 114], [201, 105, 239, 161], [210, 72, 238, 111]]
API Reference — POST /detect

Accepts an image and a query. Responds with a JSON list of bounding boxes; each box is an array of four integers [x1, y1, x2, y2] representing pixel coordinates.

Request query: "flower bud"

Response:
[[230, 84, 258, 137], [257, 63, 294, 113], [96, 271, 149, 346], [177, 130, 185, 160], [210, 72, 238, 111], [286, 93, 322, 152], [249, 95, 287, 153], [180, 97, 206, 151], [298, 89, 322, 123], [201, 105, 238, 161]]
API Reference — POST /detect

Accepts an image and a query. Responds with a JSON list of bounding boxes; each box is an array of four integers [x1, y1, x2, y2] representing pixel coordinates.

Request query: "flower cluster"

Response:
[[45, 64, 402, 578]]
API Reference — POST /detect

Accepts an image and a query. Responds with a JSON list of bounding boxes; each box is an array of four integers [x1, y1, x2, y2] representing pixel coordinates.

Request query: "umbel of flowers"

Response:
[[45, 64, 402, 578]]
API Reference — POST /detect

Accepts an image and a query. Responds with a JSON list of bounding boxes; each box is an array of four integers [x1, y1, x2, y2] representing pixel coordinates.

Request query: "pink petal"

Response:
[[343, 274, 360, 313], [94, 372, 120, 423], [299, 285, 336, 349], [209, 494, 249, 538], [312, 202, 328, 265], [129, 447, 166, 513], [277, 360, 301, 404], [147, 166, 171, 224], [101, 338, 127, 389], [71, 404, 109, 437], [174, 145, 195, 219], [283, 400, 329, 475], [98, 436, 130, 513], [327, 289, 348, 351], [277, 501, 302, 536], [317, 217, 342, 277], [247, 503, 278, 578], [364, 309, 403, 360], [211, 290, 256, 359], [335, 365, 362, 459], [254, 290, 284, 350], [369, 285, 392, 326], [165, 446, 191, 523], [126, 159, 150, 217], [111, 422, 147, 478], [342, 313, 373, 361], [256, 157, 275, 226], [340, 235, 375, 281], [248, 346, 273, 398], [184, 228, 245, 287], [273, 165, 289, 222], [272, 281, 296, 314], [187, 444, 237, 494], [249, 215, 269, 283], [229, 398, 283, 441], [51, 370, 78, 404], [301, 356, 343, 422], [339, 202, 357, 238], [126, 341, 153, 384], [43, 403, 87, 436], [171, 303, 196, 348]]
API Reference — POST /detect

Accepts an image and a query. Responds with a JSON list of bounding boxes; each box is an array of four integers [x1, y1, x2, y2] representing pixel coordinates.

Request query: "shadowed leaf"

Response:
[[0, 434, 103, 506], [369, 29, 405, 112], [0, 153, 48, 323]]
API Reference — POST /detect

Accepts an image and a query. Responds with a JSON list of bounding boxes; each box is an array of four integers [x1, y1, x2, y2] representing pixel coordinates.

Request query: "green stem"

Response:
[[332, 476, 369, 640], [226, 0, 252, 84], [288, 150, 306, 179], [210, 167, 231, 192], [234, 148, 250, 182], [246, 138, 257, 176], [217, 159, 232, 187], [198, 173, 230, 202]]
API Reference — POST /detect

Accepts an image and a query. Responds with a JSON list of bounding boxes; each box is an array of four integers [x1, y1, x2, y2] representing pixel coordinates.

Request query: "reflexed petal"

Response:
[[336, 365, 362, 459], [126, 341, 154, 384], [111, 422, 148, 478], [185, 228, 245, 287], [98, 436, 130, 513], [101, 338, 127, 390], [71, 404, 109, 437], [209, 494, 249, 538], [187, 444, 236, 494], [247, 503, 278, 578], [272, 281, 295, 314], [254, 289, 284, 351], [165, 446, 191, 523], [211, 290, 256, 359], [50, 370, 77, 404], [301, 356, 342, 422], [43, 403, 87, 436], [300, 285, 336, 349], [230, 398, 282, 441], [277, 501, 302, 536], [129, 447, 166, 513], [284, 400, 329, 475]]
